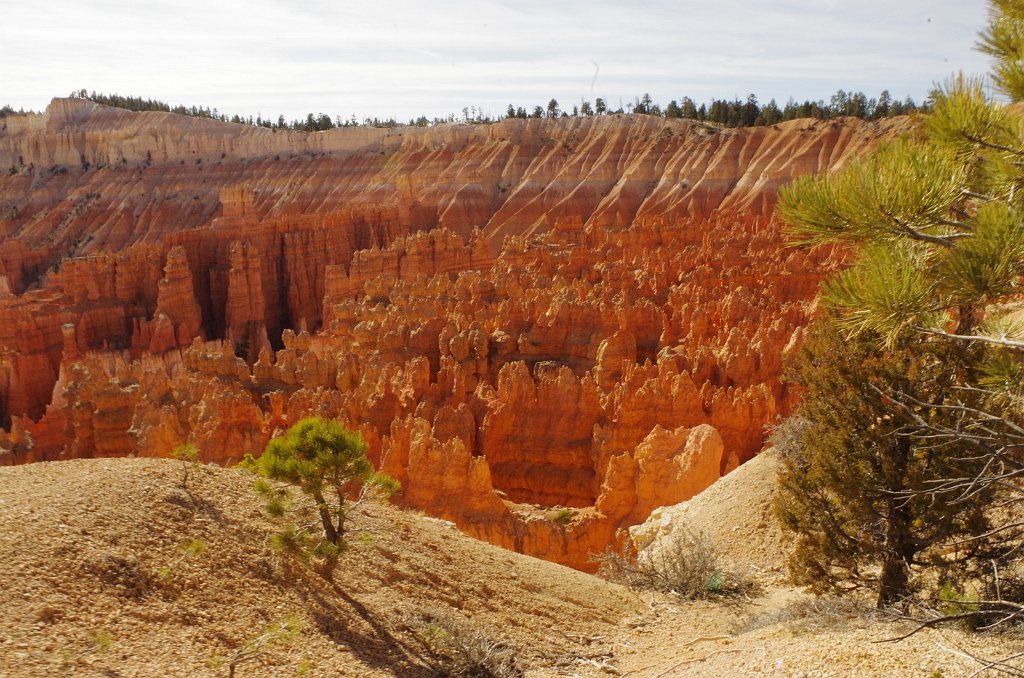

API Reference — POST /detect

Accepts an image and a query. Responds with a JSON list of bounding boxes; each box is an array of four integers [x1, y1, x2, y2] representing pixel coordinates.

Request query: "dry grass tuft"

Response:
[[594, 527, 761, 600], [406, 610, 523, 677]]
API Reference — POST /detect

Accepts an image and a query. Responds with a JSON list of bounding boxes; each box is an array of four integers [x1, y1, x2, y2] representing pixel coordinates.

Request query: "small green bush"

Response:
[[219, 615, 301, 678], [549, 508, 573, 526], [157, 538, 207, 583]]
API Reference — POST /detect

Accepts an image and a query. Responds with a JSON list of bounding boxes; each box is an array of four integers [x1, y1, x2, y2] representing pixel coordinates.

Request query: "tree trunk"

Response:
[[877, 548, 910, 608], [877, 437, 914, 609], [318, 504, 338, 544], [311, 489, 338, 544]]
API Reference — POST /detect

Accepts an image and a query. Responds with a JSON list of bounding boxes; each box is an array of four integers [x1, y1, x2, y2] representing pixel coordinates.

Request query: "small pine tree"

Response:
[[223, 615, 301, 678], [172, 443, 200, 494], [243, 418, 398, 566]]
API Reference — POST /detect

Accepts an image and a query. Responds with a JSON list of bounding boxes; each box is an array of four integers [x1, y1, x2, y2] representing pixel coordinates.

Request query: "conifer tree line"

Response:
[[505, 90, 922, 126], [0, 104, 32, 117], [64, 90, 353, 131], [34, 87, 922, 131]]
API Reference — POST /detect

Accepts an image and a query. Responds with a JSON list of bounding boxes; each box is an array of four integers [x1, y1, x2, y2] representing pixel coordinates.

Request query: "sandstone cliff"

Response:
[[0, 100, 900, 567]]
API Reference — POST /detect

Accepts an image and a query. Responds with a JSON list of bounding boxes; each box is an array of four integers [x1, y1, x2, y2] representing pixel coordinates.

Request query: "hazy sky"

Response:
[[2, 0, 992, 122]]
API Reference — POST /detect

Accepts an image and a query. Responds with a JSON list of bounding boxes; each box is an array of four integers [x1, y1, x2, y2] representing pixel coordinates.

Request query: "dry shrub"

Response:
[[736, 595, 872, 635], [408, 610, 522, 678], [594, 527, 759, 600]]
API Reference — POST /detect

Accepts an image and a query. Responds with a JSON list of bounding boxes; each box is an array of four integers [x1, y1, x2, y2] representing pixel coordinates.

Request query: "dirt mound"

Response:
[[0, 458, 637, 677], [630, 447, 788, 578], [3, 456, 1021, 677]]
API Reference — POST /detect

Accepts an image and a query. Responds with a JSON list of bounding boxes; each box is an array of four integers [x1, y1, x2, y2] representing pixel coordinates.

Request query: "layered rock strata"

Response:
[[0, 101, 896, 567]]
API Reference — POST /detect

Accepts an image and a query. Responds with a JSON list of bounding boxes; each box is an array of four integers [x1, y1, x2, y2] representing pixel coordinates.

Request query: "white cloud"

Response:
[[0, 0, 991, 121]]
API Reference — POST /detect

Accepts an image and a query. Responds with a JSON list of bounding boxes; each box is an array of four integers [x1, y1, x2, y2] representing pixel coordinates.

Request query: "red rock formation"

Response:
[[137, 246, 203, 353], [596, 424, 727, 526], [480, 362, 602, 507], [0, 102, 901, 568]]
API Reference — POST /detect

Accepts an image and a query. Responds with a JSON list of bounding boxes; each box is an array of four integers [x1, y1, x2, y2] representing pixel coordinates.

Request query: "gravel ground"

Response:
[[0, 456, 1020, 677]]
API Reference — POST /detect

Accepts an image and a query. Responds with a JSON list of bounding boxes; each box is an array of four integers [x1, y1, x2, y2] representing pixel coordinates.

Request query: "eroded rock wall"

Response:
[[0, 101, 895, 567]]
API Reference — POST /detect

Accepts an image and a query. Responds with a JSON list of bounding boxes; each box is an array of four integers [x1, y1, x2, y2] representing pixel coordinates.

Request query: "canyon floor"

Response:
[[1, 455, 1020, 678]]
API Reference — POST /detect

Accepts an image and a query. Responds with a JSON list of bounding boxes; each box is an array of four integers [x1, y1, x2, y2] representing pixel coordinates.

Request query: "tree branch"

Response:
[[962, 132, 1024, 158], [876, 612, 983, 642], [939, 643, 1024, 678], [936, 218, 974, 232], [919, 327, 1024, 350]]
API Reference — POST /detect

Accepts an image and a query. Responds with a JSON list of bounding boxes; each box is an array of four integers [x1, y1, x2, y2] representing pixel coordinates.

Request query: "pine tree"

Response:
[[244, 418, 398, 568], [773, 323, 993, 607], [740, 94, 759, 127], [775, 0, 1024, 617]]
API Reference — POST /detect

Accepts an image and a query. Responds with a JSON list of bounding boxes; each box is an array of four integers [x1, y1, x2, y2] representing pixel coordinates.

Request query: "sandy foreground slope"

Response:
[[0, 456, 1020, 677]]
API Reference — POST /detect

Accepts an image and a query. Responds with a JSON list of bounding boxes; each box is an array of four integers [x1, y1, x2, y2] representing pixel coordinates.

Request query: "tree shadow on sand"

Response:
[[280, 560, 443, 677]]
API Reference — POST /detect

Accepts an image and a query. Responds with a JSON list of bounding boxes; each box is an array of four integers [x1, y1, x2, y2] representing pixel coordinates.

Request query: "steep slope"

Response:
[[3, 453, 1020, 677], [1, 99, 901, 260], [0, 101, 905, 568], [0, 458, 638, 677]]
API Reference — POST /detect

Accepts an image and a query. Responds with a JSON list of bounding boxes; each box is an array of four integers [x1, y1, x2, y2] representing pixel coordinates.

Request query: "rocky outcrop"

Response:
[[0, 103, 899, 567], [136, 246, 203, 353], [7, 211, 838, 567]]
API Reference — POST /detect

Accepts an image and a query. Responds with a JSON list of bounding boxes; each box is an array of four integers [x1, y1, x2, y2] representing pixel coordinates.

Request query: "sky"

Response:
[[1, 0, 993, 123]]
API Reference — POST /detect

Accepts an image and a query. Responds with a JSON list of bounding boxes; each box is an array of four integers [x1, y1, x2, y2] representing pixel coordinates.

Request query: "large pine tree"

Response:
[[774, 0, 1024, 615]]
